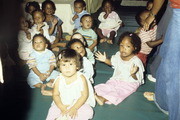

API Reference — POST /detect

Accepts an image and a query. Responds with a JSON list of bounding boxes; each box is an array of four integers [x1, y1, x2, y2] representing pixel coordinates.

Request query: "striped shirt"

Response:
[[138, 25, 157, 55]]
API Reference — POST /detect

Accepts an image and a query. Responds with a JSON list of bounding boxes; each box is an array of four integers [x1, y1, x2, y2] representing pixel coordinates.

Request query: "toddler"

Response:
[[46, 49, 95, 120], [71, 32, 95, 64], [135, 9, 163, 65], [31, 10, 57, 44], [94, 32, 144, 105], [24, 1, 40, 27], [76, 14, 98, 52], [27, 34, 59, 96], [42, 0, 63, 43], [66, 39, 94, 83], [72, 0, 89, 32], [18, 17, 33, 61], [96, 0, 122, 44]]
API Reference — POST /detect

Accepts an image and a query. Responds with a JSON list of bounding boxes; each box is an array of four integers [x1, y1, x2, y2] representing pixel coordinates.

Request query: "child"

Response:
[[135, 9, 163, 65], [66, 39, 94, 83], [96, 0, 122, 44], [72, 0, 89, 32], [76, 14, 98, 52], [31, 10, 61, 52], [146, 0, 153, 11], [18, 17, 33, 61], [46, 49, 95, 120], [42, 0, 64, 43], [94, 32, 144, 105], [24, 1, 40, 27], [27, 34, 59, 96], [71, 32, 95, 64]]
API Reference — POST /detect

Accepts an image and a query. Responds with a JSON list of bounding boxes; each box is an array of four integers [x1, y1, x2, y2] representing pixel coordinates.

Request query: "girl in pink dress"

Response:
[[46, 49, 94, 120], [94, 32, 144, 105]]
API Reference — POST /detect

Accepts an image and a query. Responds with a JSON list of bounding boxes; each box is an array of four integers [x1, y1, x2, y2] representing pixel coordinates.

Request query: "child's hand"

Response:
[[51, 17, 58, 26], [61, 105, 69, 116], [72, 14, 78, 21], [39, 73, 47, 81], [67, 107, 78, 119], [95, 51, 106, 62], [130, 64, 139, 75]]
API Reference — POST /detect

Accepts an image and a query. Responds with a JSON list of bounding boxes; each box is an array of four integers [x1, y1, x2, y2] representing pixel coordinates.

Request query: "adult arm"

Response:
[[144, 0, 165, 30]]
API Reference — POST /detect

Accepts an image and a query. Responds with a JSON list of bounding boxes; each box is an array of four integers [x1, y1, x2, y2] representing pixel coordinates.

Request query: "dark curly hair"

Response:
[[74, 0, 86, 7], [25, 1, 40, 13], [42, 0, 56, 12], [117, 32, 141, 54]]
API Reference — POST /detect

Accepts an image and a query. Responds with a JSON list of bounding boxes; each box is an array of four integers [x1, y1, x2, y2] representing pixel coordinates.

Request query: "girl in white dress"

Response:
[[46, 49, 95, 120], [94, 32, 144, 105]]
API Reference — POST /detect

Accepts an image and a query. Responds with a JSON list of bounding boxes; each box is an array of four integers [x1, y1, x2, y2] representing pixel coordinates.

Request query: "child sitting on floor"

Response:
[[71, 32, 95, 64], [71, 0, 89, 32], [96, 0, 122, 44], [42, 0, 66, 50], [76, 14, 98, 52], [66, 39, 95, 83], [46, 49, 95, 120], [18, 16, 33, 62], [27, 34, 59, 96], [135, 9, 163, 66], [94, 32, 144, 105], [24, 1, 40, 27]]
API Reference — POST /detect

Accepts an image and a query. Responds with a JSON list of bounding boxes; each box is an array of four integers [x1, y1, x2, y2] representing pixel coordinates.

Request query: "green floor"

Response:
[[0, 5, 168, 120]]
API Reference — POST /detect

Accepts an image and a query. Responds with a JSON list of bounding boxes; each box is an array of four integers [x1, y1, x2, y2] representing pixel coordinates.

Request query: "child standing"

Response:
[[42, 0, 63, 43], [76, 14, 98, 52], [71, 32, 95, 64], [96, 0, 122, 44], [46, 49, 94, 120], [94, 32, 144, 105], [18, 17, 33, 61], [66, 39, 95, 83], [135, 9, 163, 65], [72, 0, 89, 32], [27, 34, 59, 96]]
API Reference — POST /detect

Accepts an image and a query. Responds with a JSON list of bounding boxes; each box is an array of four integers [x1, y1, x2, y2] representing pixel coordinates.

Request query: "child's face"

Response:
[[44, 3, 55, 15], [59, 59, 77, 77], [33, 36, 47, 52], [81, 16, 92, 29], [72, 34, 86, 45], [33, 11, 44, 24], [146, 2, 153, 10], [103, 2, 113, 13], [74, 3, 84, 13], [71, 42, 86, 57], [20, 17, 28, 30], [119, 37, 135, 60], [28, 5, 36, 14], [140, 11, 150, 26]]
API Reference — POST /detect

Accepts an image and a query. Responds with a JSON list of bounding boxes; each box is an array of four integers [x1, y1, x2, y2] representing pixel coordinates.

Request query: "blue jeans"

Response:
[[155, 8, 180, 120]]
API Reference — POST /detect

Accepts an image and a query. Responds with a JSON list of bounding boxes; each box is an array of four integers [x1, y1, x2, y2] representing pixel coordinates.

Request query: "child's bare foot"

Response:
[[46, 81, 53, 88], [41, 84, 52, 96], [107, 39, 113, 44], [100, 38, 107, 43], [95, 94, 106, 106], [144, 92, 154, 101]]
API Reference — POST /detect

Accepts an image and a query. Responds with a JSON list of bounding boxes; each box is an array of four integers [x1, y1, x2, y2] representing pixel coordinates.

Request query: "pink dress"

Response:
[[95, 52, 144, 105]]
